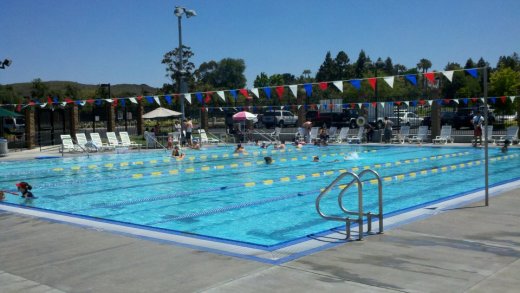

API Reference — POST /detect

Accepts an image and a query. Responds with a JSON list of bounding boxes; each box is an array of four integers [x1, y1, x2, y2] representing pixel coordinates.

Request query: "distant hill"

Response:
[[6, 81, 159, 97]]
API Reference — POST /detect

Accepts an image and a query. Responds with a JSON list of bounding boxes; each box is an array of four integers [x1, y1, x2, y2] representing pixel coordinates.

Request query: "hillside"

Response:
[[6, 81, 159, 97]]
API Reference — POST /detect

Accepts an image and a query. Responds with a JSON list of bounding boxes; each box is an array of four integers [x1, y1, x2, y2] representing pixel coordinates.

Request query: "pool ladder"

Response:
[[315, 169, 383, 241]]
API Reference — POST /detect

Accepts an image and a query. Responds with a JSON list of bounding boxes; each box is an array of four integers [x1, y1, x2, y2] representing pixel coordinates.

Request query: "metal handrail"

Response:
[[339, 169, 383, 234], [146, 134, 169, 152], [316, 171, 364, 240]]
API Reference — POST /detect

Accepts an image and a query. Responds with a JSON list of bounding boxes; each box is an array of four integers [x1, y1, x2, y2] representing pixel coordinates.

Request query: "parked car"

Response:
[[421, 112, 457, 129], [262, 110, 298, 127], [306, 109, 360, 128], [377, 112, 423, 128], [452, 108, 496, 130]]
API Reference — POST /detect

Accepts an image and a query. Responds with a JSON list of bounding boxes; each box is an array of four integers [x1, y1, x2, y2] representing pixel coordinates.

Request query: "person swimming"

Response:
[[264, 156, 273, 164], [171, 145, 185, 159], [16, 182, 35, 199], [313, 156, 319, 162], [234, 143, 246, 153]]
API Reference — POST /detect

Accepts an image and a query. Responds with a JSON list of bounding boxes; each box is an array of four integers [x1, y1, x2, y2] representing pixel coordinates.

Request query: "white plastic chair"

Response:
[[391, 126, 410, 144], [198, 129, 219, 144], [408, 126, 428, 144], [106, 132, 121, 147], [432, 126, 453, 144], [60, 134, 80, 153], [75, 133, 97, 152], [328, 126, 338, 142], [347, 127, 365, 144], [89, 133, 113, 151], [495, 126, 518, 145], [119, 132, 141, 149], [270, 127, 281, 142], [336, 127, 350, 143], [309, 127, 319, 142]]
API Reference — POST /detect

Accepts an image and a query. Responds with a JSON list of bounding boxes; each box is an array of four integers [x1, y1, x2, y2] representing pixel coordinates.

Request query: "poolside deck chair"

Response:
[[481, 125, 494, 144], [89, 133, 114, 151], [198, 129, 219, 144], [75, 133, 97, 152], [432, 126, 453, 144], [60, 134, 81, 153], [119, 132, 142, 149], [391, 126, 410, 144], [328, 126, 338, 142], [347, 126, 364, 144], [408, 126, 428, 144], [106, 132, 122, 147], [309, 127, 319, 142], [295, 127, 306, 142], [495, 126, 519, 145], [336, 127, 350, 143], [270, 127, 281, 142], [144, 131, 158, 148]]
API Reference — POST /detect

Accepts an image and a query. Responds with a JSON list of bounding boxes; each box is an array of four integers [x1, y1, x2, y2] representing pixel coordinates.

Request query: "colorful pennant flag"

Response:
[[289, 85, 298, 97], [318, 82, 328, 90], [465, 69, 478, 78], [263, 87, 271, 99], [275, 86, 284, 99], [332, 81, 343, 92], [216, 91, 225, 102], [424, 72, 435, 84], [368, 78, 376, 90], [184, 93, 191, 104], [153, 96, 161, 106], [442, 71, 454, 82], [405, 75, 417, 86], [303, 83, 312, 97], [251, 88, 259, 99], [383, 76, 394, 88], [349, 80, 361, 90]]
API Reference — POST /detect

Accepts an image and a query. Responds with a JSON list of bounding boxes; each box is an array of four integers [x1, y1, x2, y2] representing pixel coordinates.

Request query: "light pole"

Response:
[[174, 6, 196, 120], [100, 83, 111, 132], [0, 59, 12, 69], [374, 60, 385, 128]]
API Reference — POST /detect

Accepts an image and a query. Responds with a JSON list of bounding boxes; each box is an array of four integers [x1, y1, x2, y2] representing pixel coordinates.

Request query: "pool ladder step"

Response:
[[315, 169, 383, 241]]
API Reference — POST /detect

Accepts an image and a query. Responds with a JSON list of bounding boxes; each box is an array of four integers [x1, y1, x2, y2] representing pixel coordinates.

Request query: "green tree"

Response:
[[268, 74, 284, 86], [253, 72, 270, 87], [211, 58, 246, 89], [354, 50, 368, 78], [315, 51, 336, 82], [281, 73, 296, 84], [497, 52, 520, 71], [490, 68, 520, 114], [30, 78, 49, 98], [416, 58, 432, 73], [384, 57, 394, 75], [464, 58, 475, 69], [162, 45, 195, 91], [334, 51, 351, 80]]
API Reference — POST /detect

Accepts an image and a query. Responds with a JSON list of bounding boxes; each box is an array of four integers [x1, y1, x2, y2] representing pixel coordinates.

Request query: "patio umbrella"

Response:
[[142, 107, 182, 119], [232, 111, 257, 121]]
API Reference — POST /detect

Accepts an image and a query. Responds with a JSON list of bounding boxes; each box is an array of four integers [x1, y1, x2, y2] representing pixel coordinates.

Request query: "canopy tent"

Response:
[[0, 108, 22, 118], [142, 107, 182, 119]]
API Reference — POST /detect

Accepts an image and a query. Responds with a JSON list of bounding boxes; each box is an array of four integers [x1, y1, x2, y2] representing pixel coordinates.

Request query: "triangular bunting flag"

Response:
[[205, 92, 212, 103], [509, 96, 516, 102], [480, 98, 485, 103], [368, 78, 376, 90], [216, 91, 225, 102], [184, 93, 191, 104], [403, 101, 409, 107], [239, 89, 249, 98], [129, 97, 137, 104], [105, 99, 113, 103], [263, 88, 271, 99], [289, 85, 298, 97], [318, 82, 328, 90], [427, 100, 433, 106], [119, 99, 125, 107], [349, 80, 361, 90], [332, 81, 343, 92], [153, 96, 161, 106], [453, 99, 459, 104], [230, 90, 238, 101], [383, 76, 394, 88], [424, 72, 435, 84], [380, 102, 385, 109], [490, 97, 496, 104], [40, 103, 47, 108], [145, 96, 154, 104], [465, 69, 478, 78], [251, 88, 259, 98], [275, 86, 284, 99], [442, 71, 454, 82], [165, 95, 172, 105], [405, 75, 417, 86], [500, 96, 507, 104], [303, 84, 312, 97], [196, 93, 203, 103]]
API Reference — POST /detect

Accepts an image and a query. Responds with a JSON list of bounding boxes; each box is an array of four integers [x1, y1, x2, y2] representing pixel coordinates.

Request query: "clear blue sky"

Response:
[[1, 0, 519, 89]]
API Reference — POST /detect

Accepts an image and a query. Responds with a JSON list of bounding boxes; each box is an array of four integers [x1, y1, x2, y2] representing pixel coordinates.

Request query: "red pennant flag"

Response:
[[112, 99, 118, 107], [28, 101, 35, 106], [204, 92, 212, 103], [86, 99, 95, 104], [424, 72, 435, 84], [350, 103, 356, 108], [318, 82, 328, 90], [239, 89, 248, 98], [419, 99, 426, 105], [276, 86, 284, 99], [201, 106, 206, 112], [500, 96, 507, 103], [368, 78, 376, 90], [137, 96, 143, 101], [395, 101, 402, 106], [16, 104, 22, 112], [443, 99, 450, 104], [47, 96, 53, 105], [65, 98, 73, 104], [371, 102, 377, 107], [471, 97, 478, 103]]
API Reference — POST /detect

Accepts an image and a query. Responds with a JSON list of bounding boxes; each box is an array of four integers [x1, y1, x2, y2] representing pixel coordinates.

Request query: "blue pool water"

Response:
[[1, 145, 519, 247]]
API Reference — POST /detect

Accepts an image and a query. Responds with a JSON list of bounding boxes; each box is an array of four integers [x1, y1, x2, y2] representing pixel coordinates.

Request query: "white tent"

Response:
[[142, 107, 182, 119]]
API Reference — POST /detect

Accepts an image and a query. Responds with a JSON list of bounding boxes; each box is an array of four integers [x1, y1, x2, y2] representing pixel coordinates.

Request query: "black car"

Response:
[[421, 112, 456, 129], [306, 109, 359, 128]]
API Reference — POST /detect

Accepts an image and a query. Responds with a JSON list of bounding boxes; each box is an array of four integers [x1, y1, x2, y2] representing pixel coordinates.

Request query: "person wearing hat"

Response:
[[16, 182, 35, 198], [171, 145, 185, 159]]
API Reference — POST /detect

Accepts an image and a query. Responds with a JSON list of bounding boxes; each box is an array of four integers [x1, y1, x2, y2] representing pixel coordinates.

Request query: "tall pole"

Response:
[[483, 67, 489, 206], [177, 16, 185, 120], [374, 66, 378, 126]]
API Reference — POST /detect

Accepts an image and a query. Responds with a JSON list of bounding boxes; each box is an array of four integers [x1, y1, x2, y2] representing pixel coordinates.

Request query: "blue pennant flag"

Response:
[[463, 98, 469, 104], [230, 90, 238, 101], [304, 83, 313, 97], [237, 106, 242, 111], [490, 97, 496, 104], [349, 80, 361, 90], [436, 99, 443, 105], [120, 99, 125, 107], [304, 104, 309, 110], [268, 106, 273, 111], [53, 97, 59, 104], [405, 75, 417, 86], [263, 87, 271, 99], [411, 100, 417, 107], [342, 104, 348, 109], [145, 96, 154, 104], [95, 99, 102, 106], [465, 69, 478, 78], [322, 104, 327, 110], [363, 102, 370, 108], [196, 92, 203, 103], [75, 100, 82, 105], [165, 95, 172, 105], [387, 102, 394, 107]]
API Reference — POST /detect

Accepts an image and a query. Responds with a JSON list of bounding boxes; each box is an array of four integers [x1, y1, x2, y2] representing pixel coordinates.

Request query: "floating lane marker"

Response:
[[263, 179, 274, 185], [312, 173, 321, 177], [120, 162, 129, 167], [169, 170, 179, 175], [280, 177, 290, 182], [244, 162, 252, 166], [151, 171, 162, 176], [185, 168, 195, 173], [132, 174, 143, 179], [53, 167, 64, 172], [150, 160, 158, 164], [409, 172, 416, 177], [296, 175, 306, 180], [201, 166, 210, 171], [71, 166, 80, 171], [88, 165, 97, 169], [104, 163, 114, 168], [215, 165, 224, 170], [163, 158, 171, 163], [244, 182, 256, 187], [230, 163, 238, 168], [370, 179, 379, 185]]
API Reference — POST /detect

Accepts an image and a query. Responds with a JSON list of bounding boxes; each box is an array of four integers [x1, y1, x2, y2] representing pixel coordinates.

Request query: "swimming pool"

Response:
[[1, 144, 519, 260]]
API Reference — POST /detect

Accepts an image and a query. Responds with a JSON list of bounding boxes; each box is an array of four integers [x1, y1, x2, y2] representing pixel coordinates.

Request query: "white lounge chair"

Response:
[[328, 126, 338, 142], [408, 126, 428, 144], [75, 133, 97, 152], [495, 126, 519, 145], [270, 127, 281, 142], [347, 126, 365, 144], [309, 127, 319, 142], [432, 126, 453, 144], [60, 134, 81, 153], [336, 127, 350, 143], [391, 126, 410, 144], [144, 131, 157, 148], [481, 125, 494, 143], [295, 127, 306, 142], [119, 132, 142, 149], [89, 133, 113, 151], [198, 129, 219, 144], [106, 132, 122, 147]]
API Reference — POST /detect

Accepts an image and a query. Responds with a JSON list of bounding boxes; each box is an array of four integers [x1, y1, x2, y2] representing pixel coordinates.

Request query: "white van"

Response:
[[3, 117, 25, 134]]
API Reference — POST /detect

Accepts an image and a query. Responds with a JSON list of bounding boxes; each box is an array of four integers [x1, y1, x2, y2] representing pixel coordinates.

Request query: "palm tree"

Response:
[[417, 58, 432, 73], [302, 69, 312, 79]]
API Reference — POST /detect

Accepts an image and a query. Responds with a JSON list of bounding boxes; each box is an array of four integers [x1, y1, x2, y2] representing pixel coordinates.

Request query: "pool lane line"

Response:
[[79, 152, 518, 218]]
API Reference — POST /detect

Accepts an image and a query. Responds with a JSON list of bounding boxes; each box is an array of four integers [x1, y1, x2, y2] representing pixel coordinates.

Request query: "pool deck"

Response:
[[1, 144, 519, 292]]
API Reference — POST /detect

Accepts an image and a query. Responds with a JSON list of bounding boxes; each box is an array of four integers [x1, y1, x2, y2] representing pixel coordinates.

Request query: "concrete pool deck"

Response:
[[1, 144, 519, 292]]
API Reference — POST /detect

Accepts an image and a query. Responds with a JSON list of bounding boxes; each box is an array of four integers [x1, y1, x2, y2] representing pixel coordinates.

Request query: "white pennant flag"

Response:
[[40, 103, 47, 108], [129, 97, 137, 104], [358, 103, 363, 108], [153, 96, 161, 106], [480, 98, 485, 103], [404, 101, 409, 107], [80, 101, 86, 106], [442, 71, 454, 82], [251, 88, 259, 99], [61, 102, 67, 107], [453, 99, 459, 104], [184, 94, 191, 104], [297, 105, 302, 109], [316, 105, 321, 110], [216, 91, 225, 102], [332, 81, 343, 92], [380, 102, 385, 109], [427, 100, 433, 106], [383, 76, 394, 88], [105, 99, 113, 103], [219, 107, 223, 111], [510, 96, 516, 102], [289, 85, 298, 97]]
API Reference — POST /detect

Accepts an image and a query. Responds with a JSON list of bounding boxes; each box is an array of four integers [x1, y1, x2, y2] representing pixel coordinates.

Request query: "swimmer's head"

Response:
[[313, 156, 319, 162], [264, 156, 273, 164]]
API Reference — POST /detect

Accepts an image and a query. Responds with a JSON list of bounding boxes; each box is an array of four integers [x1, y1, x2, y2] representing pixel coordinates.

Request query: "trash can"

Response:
[[0, 138, 8, 157]]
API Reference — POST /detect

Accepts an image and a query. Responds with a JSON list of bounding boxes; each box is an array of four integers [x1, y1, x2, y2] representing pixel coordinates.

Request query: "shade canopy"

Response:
[[0, 108, 22, 118], [232, 111, 257, 121], [142, 107, 182, 119]]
